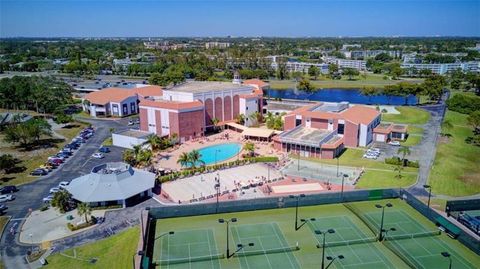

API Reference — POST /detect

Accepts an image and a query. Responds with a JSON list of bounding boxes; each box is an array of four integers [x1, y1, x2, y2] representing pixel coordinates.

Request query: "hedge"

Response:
[[446, 94, 480, 114], [158, 156, 279, 183], [385, 157, 419, 168]]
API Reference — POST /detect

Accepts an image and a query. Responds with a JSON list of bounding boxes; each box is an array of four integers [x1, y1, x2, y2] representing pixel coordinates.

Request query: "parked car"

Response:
[[0, 204, 7, 214], [39, 165, 52, 172], [363, 154, 377, 160], [58, 181, 70, 189], [92, 152, 104, 159], [0, 186, 18, 194], [31, 169, 48, 176], [128, 120, 134, 126], [56, 153, 69, 159], [43, 195, 54, 203], [48, 156, 64, 162], [98, 146, 110, 153], [388, 141, 401, 146], [0, 194, 15, 202], [135, 119, 140, 124], [48, 159, 62, 166], [49, 187, 60, 194]]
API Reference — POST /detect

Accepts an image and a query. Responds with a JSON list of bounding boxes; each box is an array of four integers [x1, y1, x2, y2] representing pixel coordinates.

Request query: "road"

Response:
[[0, 117, 130, 269]]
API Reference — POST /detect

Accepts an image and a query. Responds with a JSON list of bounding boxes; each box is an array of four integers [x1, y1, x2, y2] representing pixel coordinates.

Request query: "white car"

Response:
[[43, 195, 53, 203], [58, 181, 70, 189], [49, 187, 60, 194], [0, 194, 15, 202], [388, 141, 401, 146], [369, 148, 381, 153], [128, 120, 134, 126], [92, 153, 104, 159], [363, 154, 377, 159]]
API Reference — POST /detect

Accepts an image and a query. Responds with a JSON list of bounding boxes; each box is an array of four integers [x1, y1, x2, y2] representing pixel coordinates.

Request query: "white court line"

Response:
[[270, 223, 300, 269]]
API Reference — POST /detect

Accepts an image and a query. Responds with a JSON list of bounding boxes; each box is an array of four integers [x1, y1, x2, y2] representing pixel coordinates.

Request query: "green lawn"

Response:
[[268, 74, 423, 90], [382, 107, 431, 125], [356, 169, 417, 189], [46, 226, 139, 269], [0, 216, 9, 269], [408, 126, 424, 135], [429, 111, 480, 196], [0, 121, 87, 187], [401, 135, 422, 147]]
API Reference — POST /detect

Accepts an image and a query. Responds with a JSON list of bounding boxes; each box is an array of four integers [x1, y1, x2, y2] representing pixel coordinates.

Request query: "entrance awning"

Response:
[[242, 128, 275, 138], [225, 122, 247, 131]]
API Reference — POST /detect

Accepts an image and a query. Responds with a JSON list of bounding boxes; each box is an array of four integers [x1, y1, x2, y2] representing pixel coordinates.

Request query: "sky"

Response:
[[0, 0, 479, 37]]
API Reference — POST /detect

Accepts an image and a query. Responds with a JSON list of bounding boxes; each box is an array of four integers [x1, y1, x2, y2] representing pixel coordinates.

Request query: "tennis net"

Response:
[[385, 230, 441, 241], [156, 253, 225, 265], [323, 237, 377, 247], [383, 240, 423, 269], [235, 245, 300, 257]]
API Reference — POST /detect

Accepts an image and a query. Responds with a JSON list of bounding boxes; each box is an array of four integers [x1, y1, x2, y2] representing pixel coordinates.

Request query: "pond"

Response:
[[266, 88, 418, 105]]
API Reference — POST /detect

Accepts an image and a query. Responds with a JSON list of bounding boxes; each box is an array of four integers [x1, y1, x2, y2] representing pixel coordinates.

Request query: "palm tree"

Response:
[[77, 202, 92, 223], [177, 152, 191, 168], [170, 133, 179, 146], [139, 150, 153, 167], [248, 111, 261, 126], [123, 149, 136, 166], [236, 114, 246, 125], [393, 164, 403, 179], [144, 134, 162, 151], [397, 146, 411, 162], [188, 149, 204, 168], [51, 190, 72, 213], [211, 118, 220, 132], [243, 142, 255, 157], [265, 112, 275, 129]]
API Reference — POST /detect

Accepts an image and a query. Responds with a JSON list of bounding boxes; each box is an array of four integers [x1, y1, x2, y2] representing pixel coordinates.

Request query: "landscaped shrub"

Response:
[[39, 204, 49, 211], [384, 157, 419, 168], [446, 94, 480, 114]]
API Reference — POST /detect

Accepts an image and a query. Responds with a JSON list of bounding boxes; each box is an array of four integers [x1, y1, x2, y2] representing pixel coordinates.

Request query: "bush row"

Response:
[[384, 157, 420, 168], [446, 94, 480, 115], [158, 156, 279, 183], [67, 216, 97, 231]]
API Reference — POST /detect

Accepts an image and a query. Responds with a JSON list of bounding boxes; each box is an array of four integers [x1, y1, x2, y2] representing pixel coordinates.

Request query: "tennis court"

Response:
[[231, 223, 301, 269], [364, 209, 437, 236], [154, 229, 222, 269], [308, 216, 396, 268]]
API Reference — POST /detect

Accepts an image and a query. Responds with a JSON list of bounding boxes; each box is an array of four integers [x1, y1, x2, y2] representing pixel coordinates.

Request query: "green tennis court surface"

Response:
[[231, 223, 300, 269], [151, 199, 480, 269], [155, 229, 222, 269]]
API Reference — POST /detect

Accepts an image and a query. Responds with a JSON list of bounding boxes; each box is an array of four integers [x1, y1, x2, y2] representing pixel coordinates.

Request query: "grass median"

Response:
[[382, 107, 431, 125]]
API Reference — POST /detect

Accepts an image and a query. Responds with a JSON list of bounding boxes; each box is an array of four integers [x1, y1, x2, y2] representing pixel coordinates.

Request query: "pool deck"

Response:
[[153, 129, 283, 171]]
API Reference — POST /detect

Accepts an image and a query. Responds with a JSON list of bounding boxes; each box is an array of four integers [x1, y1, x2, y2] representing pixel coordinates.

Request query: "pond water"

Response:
[[266, 88, 417, 105]]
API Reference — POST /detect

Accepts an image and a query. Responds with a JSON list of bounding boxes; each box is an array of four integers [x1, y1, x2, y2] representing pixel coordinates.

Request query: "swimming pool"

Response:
[[196, 143, 241, 166]]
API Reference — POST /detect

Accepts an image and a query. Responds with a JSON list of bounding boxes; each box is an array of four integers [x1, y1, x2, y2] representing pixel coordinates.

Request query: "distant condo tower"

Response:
[[232, 70, 242, 84]]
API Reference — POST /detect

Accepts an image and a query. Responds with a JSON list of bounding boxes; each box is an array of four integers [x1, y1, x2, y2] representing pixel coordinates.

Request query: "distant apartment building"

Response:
[[342, 44, 362, 50], [267, 56, 329, 74], [144, 41, 187, 51], [345, 50, 401, 59], [205, 42, 231, 49], [324, 57, 367, 70], [138, 79, 267, 142], [400, 62, 480, 75]]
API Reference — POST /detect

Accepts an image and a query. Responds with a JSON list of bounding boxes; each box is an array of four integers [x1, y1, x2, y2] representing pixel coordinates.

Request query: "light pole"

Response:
[[382, 227, 396, 241], [218, 218, 237, 259], [141, 207, 150, 243], [423, 184, 432, 210], [289, 194, 306, 230], [215, 173, 221, 213], [336, 157, 339, 177], [297, 152, 300, 171], [315, 229, 336, 269], [325, 254, 345, 269], [231, 242, 255, 257], [441, 252, 452, 269], [375, 203, 393, 241], [341, 174, 348, 202], [28, 233, 33, 253]]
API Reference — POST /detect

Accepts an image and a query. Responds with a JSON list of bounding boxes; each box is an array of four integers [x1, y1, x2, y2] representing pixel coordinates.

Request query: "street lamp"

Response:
[[382, 227, 397, 240], [341, 174, 348, 201], [218, 218, 237, 258], [336, 157, 339, 177], [325, 254, 345, 269], [315, 229, 336, 269], [289, 194, 306, 230], [154, 231, 175, 240], [215, 173, 221, 213], [141, 207, 150, 242], [230, 242, 255, 258], [375, 203, 393, 241], [441, 252, 452, 269], [423, 185, 432, 210]]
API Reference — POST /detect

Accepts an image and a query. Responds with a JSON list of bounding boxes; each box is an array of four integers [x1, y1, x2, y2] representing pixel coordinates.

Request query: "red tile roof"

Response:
[[340, 106, 380, 125], [85, 88, 137, 104], [239, 94, 259, 99], [133, 86, 163, 97], [139, 99, 203, 111], [243, 79, 268, 96]]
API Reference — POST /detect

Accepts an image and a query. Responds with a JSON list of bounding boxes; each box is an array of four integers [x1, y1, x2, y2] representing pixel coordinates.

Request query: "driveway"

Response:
[[0, 117, 130, 269]]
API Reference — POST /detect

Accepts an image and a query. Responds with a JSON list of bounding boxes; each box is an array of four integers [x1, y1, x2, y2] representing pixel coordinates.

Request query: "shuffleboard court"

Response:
[[231, 223, 301, 269], [155, 229, 222, 269], [271, 183, 323, 193]]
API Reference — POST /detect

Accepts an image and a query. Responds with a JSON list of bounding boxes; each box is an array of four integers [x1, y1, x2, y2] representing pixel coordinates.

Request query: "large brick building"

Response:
[[274, 102, 382, 159], [138, 79, 267, 142]]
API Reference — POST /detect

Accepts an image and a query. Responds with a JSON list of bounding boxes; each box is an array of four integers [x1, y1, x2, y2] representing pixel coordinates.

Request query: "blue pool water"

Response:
[[267, 88, 418, 105], [196, 143, 241, 166]]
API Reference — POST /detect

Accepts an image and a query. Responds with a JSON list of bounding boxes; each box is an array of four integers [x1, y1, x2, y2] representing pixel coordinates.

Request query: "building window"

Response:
[[130, 102, 135, 113], [338, 123, 345, 135], [295, 119, 302, 126], [122, 104, 128, 114]]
